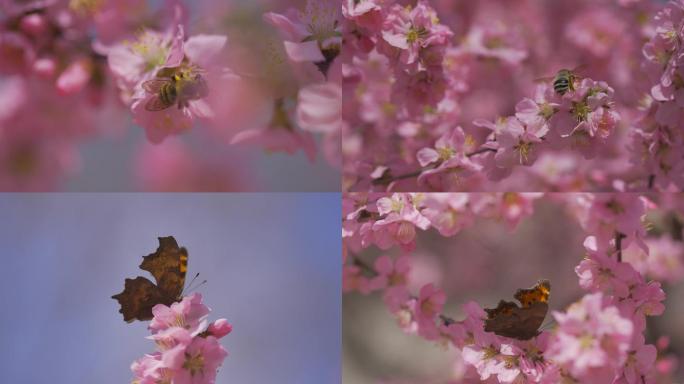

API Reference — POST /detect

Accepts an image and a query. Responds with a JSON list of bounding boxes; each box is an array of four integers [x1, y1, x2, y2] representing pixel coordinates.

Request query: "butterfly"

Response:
[[483, 279, 550, 340], [112, 236, 188, 322]]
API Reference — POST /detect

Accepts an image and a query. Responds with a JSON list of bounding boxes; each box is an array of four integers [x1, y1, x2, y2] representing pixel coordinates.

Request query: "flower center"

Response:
[[129, 32, 169, 73], [515, 141, 532, 164], [303, 0, 339, 43], [183, 352, 205, 376], [437, 146, 455, 161], [571, 101, 590, 122], [538, 102, 556, 120], [579, 334, 594, 349], [406, 26, 427, 44]]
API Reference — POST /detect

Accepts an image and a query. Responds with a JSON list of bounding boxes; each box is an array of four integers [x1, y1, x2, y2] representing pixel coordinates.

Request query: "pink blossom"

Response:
[[130, 292, 230, 384], [128, 26, 227, 143], [615, 335, 657, 383], [575, 236, 641, 297], [420, 193, 474, 236], [493, 117, 549, 167], [372, 193, 431, 250], [623, 235, 684, 283], [546, 292, 633, 381], [416, 127, 483, 190], [149, 293, 210, 335], [164, 335, 228, 384], [371, 255, 411, 312], [414, 283, 446, 340], [379, 1, 453, 68], [264, 0, 340, 77]]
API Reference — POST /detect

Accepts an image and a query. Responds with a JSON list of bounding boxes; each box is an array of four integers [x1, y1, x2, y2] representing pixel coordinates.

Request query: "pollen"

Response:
[[437, 146, 455, 161], [538, 103, 556, 120], [406, 27, 428, 44], [571, 101, 590, 122], [515, 141, 532, 164]]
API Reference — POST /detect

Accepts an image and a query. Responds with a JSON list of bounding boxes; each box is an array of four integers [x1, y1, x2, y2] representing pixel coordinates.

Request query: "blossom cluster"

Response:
[[0, 0, 340, 190], [131, 293, 232, 384], [631, 0, 684, 190], [343, 193, 684, 383], [342, 0, 682, 192]]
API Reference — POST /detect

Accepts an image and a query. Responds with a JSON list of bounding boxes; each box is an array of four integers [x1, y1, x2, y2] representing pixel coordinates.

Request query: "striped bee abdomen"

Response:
[[553, 77, 570, 95], [160, 83, 177, 106]]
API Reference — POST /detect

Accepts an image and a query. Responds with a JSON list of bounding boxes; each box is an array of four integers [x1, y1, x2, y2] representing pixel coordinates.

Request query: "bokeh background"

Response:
[[0, 193, 340, 383], [343, 199, 684, 383]]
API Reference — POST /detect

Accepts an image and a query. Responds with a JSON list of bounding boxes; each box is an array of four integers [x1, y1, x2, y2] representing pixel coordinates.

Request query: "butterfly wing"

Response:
[[111, 276, 169, 322], [139, 236, 187, 301], [484, 300, 523, 338], [514, 280, 550, 308], [485, 301, 548, 340], [485, 280, 551, 340]]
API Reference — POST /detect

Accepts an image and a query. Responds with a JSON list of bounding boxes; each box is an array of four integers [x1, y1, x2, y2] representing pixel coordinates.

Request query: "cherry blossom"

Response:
[[129, 292, 231, 384]]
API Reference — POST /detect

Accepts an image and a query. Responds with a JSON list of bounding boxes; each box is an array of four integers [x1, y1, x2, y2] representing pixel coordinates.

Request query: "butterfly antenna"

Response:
[[183, 273, 200, 294], [184, 280, 208, 295]]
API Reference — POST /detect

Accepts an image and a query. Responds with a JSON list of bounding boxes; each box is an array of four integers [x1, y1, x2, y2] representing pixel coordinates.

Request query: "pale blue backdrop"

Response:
[[0, 193, 340, 383]]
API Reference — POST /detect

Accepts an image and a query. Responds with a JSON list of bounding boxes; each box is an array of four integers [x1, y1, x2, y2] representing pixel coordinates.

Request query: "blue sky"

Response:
[[0, 193, 340, 383]]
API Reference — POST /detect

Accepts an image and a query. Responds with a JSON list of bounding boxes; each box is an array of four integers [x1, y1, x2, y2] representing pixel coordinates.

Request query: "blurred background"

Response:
[[0, 193, 340, 383], [343, 199, 684, 383]]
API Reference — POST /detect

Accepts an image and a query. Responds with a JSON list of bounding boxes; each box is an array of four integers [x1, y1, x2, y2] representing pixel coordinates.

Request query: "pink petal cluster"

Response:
[[131, 293, 231, 384], [241, 0, 341, 162], [623, 235, 684, 283], [546, 292, 634, 383], [631, 0, 684, 190]]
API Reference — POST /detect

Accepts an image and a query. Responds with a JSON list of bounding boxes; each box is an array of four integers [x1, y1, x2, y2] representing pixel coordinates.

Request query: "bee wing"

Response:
[[142, 78, 172, 93], [571, 64, 589, 76], [533, 76, 555, 83], [145, 95, 172, 111]]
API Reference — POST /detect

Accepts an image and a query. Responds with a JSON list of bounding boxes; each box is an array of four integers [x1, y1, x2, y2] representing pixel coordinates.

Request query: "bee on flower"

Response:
[[107, 21, 228, 143]]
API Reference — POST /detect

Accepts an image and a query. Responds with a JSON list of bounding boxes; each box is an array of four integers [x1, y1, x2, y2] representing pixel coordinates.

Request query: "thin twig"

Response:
[[615, 231, 626, 262], [371, 147, 497, 186]]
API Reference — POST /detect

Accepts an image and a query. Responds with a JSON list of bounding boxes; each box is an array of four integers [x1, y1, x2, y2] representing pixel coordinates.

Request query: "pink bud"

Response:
[[33, 57, 57, 78], [56, 59, 92, 95], [207, 319, 233, 338], [20, 14, 48, 36]]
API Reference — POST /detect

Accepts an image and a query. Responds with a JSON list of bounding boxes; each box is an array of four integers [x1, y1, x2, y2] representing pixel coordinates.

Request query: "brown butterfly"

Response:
[[112, 236, 188, 322], [483, 279, 550, 340]]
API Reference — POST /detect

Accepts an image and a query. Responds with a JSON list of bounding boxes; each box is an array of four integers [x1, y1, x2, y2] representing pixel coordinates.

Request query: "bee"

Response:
[[536, 65, 587, 96], [142, 68, 209, 111]]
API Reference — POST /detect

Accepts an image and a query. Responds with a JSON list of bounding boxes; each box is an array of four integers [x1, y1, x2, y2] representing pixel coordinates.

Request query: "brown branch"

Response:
[[371, 147, 497, 186], [615, 231, 626, 262]]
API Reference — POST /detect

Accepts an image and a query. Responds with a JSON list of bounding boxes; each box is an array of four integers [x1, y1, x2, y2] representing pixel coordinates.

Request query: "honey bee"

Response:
[[142, 68, 209, 111], [536, 65, 587, 96]]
